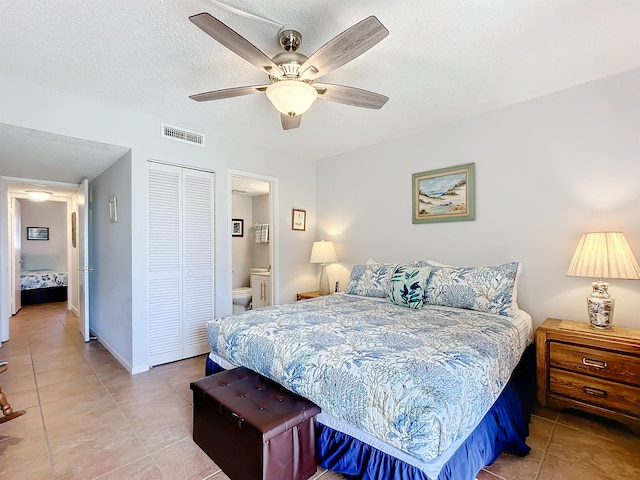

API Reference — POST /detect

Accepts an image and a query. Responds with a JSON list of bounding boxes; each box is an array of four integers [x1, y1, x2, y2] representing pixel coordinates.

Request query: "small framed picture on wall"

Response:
[[71, 212, 77, 247], [27, 227, 49, 240], [232, 218, 244, 237], [292, 209, 306, 231]]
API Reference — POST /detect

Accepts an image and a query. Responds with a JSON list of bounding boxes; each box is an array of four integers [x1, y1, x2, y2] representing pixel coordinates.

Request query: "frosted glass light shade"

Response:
[[567, 232, 640, 330], [266, 80, 317, 117], [26, 190, 53, 201]]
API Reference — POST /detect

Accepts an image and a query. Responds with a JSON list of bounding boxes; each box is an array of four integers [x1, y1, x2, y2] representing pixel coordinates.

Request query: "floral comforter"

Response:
[[20, 270, 68, 290], [207, 294, 526, 462]]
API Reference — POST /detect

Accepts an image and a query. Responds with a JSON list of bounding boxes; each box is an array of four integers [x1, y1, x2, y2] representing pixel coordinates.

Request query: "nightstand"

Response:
[[536, 318, 640, 434], [296, 291, 320, 301]]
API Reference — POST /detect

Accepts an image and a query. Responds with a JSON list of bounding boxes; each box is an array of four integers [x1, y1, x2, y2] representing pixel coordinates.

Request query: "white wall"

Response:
[[316, 68, 640, 330], [89, 151, 133, 368], [20, 199, 67, 268], [0, 73, 317, 372], [231, 194, 253, 289], [252, 194, 270, 269]]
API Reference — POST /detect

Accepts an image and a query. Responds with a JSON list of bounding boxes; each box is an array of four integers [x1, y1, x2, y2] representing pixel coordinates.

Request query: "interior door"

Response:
[[148, 163, 183, 365], [77, 179, 90, 342], [182, 169, 214, 358], [11, 197, 22, 315]]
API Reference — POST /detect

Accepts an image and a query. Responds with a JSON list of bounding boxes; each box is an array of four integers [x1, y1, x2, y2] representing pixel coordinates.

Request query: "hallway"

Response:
[[0, 303, 220, 479]]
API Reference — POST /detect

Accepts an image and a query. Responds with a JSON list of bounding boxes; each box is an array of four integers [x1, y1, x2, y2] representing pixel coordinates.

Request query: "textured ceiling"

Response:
[[1, 0, 639, 182]]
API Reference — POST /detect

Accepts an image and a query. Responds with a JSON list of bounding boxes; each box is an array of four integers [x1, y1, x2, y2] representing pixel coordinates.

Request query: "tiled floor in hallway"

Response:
[[1, 303, 639, 479]]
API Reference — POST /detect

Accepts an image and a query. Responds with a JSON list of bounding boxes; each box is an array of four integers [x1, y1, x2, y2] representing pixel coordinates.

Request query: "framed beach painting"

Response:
[[412, 163, 475, 224]]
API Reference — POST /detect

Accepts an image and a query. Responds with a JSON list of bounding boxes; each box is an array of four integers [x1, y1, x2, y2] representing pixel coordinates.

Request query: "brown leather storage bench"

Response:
[[191, 367, 321, 480]]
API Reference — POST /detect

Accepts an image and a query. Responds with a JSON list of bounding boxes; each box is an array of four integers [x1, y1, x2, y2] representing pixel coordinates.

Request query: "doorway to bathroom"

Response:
[[230, 171, 277, 314]]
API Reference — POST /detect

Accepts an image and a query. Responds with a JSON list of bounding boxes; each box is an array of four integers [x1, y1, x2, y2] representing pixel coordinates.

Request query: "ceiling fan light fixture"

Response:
[[26, 190, 53, 202], [266, 80, 317, 117]]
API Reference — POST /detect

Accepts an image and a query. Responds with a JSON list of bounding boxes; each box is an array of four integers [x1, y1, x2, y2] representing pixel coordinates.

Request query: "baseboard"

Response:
[[95, 335, 150, 375]]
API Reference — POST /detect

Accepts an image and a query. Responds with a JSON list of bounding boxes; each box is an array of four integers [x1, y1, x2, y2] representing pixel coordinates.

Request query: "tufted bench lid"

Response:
[[191, 367, 320, 442]]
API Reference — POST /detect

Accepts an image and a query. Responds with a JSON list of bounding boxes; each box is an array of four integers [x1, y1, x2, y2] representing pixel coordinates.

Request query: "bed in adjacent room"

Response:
[[204, 261, 534, 480], [20, 254, 68, 305]]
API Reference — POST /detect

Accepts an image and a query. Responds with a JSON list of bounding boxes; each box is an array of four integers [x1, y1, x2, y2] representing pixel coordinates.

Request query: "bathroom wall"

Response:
[[252, 193, 270, 270], [231, 193, 253, 288]]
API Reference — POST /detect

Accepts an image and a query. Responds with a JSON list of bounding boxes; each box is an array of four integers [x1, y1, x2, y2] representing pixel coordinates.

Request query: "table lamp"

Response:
[[310, 240, 337, 295], [566, 232, 640, 330]]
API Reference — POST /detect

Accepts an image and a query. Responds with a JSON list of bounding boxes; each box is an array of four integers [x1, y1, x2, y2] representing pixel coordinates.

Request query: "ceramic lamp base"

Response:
[[587, 281, 614, 330]]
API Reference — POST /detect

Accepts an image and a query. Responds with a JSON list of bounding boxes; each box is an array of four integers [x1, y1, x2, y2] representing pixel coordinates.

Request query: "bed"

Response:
[[20, 254, 68, 305], [205, 261, 534, 480]]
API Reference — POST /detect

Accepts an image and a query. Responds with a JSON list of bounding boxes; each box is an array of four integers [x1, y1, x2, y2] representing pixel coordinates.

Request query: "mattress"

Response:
[[206, 293, 532, 468], [20, 270, 68, 291]]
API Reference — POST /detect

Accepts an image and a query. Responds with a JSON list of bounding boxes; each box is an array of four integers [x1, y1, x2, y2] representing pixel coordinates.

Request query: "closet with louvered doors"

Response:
[[147, 161, 215, 366]]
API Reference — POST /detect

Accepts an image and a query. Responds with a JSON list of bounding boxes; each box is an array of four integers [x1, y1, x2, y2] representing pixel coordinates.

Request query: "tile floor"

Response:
[[1, 303, 639, 479]]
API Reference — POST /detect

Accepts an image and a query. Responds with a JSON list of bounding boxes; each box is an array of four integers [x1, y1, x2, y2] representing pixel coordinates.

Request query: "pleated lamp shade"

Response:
[[566, 232, 640, 280]]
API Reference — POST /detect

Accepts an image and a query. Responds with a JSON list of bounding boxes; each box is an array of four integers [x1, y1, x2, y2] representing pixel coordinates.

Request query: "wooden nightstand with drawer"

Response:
[[296, 291, 320, 301], [536, 318, 640, 434]]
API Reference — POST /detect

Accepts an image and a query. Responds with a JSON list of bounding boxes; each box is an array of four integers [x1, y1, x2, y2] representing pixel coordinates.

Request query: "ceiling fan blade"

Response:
[[314, 83, 388, 109], [299, 16, 388, 80], [281, 114, 301, 130], [189, 85, 269, 102], [189, 13, 282, 77]]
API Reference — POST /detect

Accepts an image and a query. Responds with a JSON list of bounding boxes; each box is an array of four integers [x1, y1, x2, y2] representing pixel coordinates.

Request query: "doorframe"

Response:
[[1, 176, 80, 343], [228, 169, 279, 309]]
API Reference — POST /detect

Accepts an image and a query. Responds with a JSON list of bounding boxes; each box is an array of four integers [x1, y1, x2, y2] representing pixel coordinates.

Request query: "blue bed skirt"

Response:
[[204, 344, 534, 480]]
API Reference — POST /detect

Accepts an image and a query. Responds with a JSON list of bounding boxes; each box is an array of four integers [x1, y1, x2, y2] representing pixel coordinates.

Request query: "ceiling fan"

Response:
[[188, 12, 389, 130]]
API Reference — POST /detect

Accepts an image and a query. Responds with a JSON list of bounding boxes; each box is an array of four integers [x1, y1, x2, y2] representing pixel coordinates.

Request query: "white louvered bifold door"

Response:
[[182, 169, 214, 358], [148, 163, 214, 366], [148, 164, 183, 365]]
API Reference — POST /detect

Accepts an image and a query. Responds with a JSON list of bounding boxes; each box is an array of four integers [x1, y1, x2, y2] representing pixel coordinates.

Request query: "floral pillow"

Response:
[[346, 263, 397, 298], [386, 265, 433, 308], [424, 262, 521, 317]]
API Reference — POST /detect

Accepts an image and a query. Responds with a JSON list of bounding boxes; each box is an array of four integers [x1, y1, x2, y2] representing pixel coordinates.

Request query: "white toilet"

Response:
[[232, 287, 252, 313], [232, 268, 270, 314]]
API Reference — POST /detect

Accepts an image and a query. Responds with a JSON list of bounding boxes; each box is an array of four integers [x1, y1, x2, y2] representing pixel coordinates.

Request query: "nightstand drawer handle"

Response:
[[582, 357, 607, 369], [582, 386, 607, 398]]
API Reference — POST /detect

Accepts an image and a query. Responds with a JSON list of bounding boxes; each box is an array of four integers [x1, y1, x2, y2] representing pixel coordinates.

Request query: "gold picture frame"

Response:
[[71, 212, 77, 248], [292, 209, 306, 231]]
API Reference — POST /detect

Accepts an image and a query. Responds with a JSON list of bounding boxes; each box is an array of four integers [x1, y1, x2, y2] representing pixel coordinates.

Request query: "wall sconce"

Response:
[[109, 196, 118, 223], [310, 240, 337, 295], [566, 232, 640, 330]]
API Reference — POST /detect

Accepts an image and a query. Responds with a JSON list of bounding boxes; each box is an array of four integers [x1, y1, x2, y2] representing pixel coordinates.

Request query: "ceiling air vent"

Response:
[[161, 123, 205, 147]]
